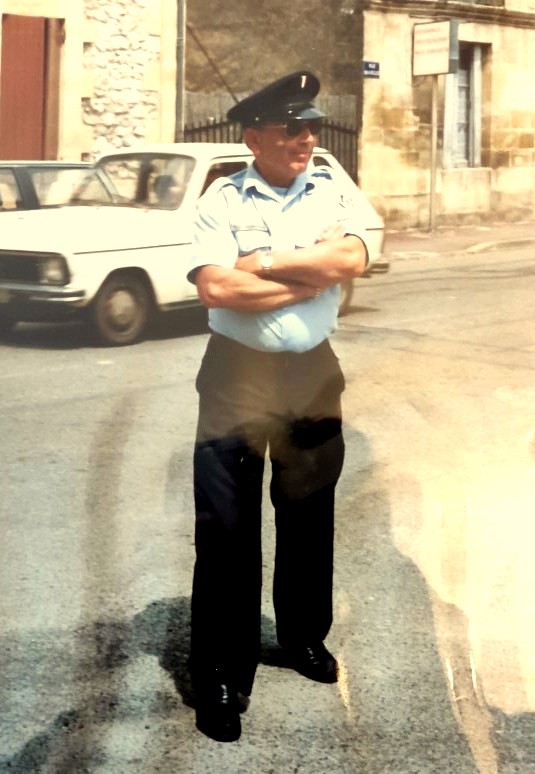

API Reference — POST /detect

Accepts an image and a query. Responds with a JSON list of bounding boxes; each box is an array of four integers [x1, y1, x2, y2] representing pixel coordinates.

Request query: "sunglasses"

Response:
[[262, 118, 324, 137]]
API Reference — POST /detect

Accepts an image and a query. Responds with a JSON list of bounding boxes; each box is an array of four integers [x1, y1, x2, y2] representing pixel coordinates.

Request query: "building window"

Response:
[[443, 43, 483, 168]]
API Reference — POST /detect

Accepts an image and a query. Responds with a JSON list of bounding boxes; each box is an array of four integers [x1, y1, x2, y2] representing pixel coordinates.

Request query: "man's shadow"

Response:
[[130, 597, 282, 711]]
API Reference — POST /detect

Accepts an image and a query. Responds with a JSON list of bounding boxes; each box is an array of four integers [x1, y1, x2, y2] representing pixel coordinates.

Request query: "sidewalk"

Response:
[[383, 219, 535, 260]]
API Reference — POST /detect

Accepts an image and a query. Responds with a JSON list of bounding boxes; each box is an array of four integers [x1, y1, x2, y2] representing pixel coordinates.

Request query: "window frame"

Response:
[[443, 43, 483, 168]]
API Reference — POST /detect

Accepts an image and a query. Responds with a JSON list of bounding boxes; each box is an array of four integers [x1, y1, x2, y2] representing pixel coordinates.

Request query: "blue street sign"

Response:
[[363, 61, 380, 79]]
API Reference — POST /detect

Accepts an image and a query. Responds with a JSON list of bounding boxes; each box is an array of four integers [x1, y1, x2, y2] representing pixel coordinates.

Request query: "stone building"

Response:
[[1, 0, 534, 227], [186, 0, 535, 227], [184, 0, 363, 123], [0, 0, 178, 161], [360, 0, 535, 227]]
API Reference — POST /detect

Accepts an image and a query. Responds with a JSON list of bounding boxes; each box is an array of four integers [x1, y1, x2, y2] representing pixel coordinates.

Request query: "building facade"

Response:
[[360, 0, 535, 227], [184, 0, 363, 123], [1, 0, 534, 228], [0, 0, 178, 161]]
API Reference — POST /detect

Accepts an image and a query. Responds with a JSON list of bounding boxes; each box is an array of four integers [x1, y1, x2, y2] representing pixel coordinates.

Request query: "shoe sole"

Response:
[[293, 665, 338, 683], [196, 716, 241, 743]]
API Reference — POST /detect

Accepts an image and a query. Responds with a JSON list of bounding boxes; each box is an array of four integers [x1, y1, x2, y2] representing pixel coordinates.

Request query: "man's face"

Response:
[[244, 120, 320, 188]]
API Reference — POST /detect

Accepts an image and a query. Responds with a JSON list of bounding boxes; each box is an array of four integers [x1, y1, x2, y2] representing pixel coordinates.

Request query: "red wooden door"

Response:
[[0, 15, 46, 159]]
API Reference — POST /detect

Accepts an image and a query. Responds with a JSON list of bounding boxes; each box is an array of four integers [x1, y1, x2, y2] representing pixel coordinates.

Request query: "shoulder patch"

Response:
[[310, 165, 334, 181]]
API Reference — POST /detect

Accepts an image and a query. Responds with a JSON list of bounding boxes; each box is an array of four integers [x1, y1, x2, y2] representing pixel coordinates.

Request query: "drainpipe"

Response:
[[175, 0, 187, 141], [354, 0, 365, 183]]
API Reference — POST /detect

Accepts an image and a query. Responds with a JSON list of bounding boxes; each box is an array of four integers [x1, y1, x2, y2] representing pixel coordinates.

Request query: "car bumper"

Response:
[[0, 283, 86, 322], [364, 257, 390, 276]]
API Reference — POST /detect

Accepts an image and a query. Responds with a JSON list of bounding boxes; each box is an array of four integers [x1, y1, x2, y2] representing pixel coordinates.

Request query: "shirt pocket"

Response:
[[232, 225, 271, 256], [292, 196, 338, 248]]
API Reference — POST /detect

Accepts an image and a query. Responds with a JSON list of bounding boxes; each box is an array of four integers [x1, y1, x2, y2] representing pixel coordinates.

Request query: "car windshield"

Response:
[[68, 153, 196, 210]]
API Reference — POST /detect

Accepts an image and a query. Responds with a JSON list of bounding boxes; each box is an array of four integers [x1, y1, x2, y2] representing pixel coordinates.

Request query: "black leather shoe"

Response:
[[286, 643, 338, 683], [195, 682, 241, 742]]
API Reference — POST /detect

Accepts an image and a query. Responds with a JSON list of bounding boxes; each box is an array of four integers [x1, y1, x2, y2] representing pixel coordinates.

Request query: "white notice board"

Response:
[[413, 20, 459, 77]]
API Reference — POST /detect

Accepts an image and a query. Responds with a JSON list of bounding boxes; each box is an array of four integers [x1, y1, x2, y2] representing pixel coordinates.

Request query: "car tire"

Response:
[[338, 280, 353, 317], [90, 272, 152, 346]]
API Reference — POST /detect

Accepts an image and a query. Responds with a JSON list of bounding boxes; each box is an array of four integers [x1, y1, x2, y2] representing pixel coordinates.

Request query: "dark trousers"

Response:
[[190, 333, 345, 695]]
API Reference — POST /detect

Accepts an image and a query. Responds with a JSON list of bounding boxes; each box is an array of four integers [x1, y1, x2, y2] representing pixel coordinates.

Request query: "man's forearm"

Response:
[[235, 235, 368, 289], [194, 264, 317, 312]]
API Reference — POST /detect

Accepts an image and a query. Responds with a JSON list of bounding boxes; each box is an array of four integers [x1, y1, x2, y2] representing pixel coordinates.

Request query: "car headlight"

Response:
[[38, 254, 69, 285]]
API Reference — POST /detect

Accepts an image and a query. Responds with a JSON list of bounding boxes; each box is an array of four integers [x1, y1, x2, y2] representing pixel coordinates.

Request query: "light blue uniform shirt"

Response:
[[187, 164, 369, 353]]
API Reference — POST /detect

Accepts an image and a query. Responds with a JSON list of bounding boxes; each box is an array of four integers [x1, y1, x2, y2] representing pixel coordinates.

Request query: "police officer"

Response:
[[187, 71, 370, 742]]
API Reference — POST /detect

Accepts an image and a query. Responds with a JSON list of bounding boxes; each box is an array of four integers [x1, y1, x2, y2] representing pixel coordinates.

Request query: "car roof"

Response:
[[96, 143, 251, 160], [96, 142, 330, 161], [0, 160, 92, 167]]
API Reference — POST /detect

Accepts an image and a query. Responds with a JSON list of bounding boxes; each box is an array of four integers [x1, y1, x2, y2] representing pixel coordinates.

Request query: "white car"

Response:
[[0, 143, 387, 346]]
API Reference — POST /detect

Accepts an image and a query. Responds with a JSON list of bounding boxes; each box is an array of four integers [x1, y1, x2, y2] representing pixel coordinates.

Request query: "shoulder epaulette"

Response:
[[310, 165, 335, 181]]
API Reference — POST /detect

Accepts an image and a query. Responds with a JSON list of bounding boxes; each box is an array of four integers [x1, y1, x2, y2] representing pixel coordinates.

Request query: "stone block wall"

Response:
[[360, 7, 535, 228], [82, 0, 178, 158], [1, 0, 177, 160], [186, 0, 362, 122], [360, 10, 434, 227]]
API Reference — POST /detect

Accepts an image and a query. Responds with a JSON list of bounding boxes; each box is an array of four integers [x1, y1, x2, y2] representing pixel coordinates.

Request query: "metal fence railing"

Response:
[[184, 120, 242, 144], [320, 121, 358, 181], [184, 119, 359, 180]]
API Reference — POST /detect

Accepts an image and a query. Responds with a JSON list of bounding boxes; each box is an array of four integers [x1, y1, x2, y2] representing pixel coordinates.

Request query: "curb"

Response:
[[387, 236, 535, 261], [465, 237, 535, 254]]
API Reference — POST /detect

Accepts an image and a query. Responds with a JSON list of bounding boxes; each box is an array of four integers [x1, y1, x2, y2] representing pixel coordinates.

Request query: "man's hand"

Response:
[[234, 223, 346, 277], [195, 264, 317, 311], [233, 226, 367, 290]]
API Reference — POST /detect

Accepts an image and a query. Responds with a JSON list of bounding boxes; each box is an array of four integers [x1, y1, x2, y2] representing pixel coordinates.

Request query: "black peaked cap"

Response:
[[227, 71, 325, 127]]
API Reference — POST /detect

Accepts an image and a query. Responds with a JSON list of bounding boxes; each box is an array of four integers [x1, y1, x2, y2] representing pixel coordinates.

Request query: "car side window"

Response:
[[201, 162, 247, 195], [29, 169, 90, 207], [312, 155, 332, 167], [0, 170, 21, 210]]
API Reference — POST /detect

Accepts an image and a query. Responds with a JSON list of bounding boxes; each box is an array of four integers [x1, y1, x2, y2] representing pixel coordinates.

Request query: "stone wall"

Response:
[[0, 0, 177, 159], [185, 0, 363, 123], [360, 8, 535, 228], [82, 0, 177, 158]]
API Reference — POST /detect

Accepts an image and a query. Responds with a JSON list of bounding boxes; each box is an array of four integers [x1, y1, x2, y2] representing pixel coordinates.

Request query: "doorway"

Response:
[[0, 14, 63, 160]]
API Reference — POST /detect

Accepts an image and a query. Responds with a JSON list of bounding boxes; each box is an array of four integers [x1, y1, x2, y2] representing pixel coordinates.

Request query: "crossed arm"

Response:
[[194, 225, 368, 313]]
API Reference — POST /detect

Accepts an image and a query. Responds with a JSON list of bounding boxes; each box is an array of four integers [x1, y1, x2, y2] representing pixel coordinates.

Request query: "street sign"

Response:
[[363, 61, 380, 79], [413, 20, 459, 77]]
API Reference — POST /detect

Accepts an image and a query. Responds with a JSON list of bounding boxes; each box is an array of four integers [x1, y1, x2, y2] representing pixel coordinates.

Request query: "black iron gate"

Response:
[[184, 119, 359, 180]]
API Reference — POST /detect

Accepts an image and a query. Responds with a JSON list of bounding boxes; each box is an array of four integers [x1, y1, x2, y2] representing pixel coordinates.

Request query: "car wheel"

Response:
[[0, 311, 16, 336], [91, 273, 152, 346], [338, 281, 353, 316]]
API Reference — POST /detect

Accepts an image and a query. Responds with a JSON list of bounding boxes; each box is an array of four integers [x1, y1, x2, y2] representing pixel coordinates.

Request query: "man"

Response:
[[187, 71, 369, 742], [153, 174, 182, 208]]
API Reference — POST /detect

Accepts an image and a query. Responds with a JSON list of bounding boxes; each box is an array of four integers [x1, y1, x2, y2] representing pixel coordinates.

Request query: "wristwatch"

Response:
[[260, 251, 273, 273]]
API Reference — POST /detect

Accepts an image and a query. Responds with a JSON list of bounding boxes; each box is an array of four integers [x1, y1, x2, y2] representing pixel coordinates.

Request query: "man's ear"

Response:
[[243, 128, 260, 156]]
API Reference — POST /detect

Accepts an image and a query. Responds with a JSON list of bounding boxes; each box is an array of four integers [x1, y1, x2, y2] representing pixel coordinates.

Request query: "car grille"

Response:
[[0, 252, 43, 283]]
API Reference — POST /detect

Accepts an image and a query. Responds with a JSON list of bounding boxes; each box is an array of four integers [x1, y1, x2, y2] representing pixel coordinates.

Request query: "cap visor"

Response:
[[290, 106, 326, 120]]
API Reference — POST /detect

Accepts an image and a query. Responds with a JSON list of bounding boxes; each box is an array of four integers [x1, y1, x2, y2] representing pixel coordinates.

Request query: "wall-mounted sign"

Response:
[[413, 20, 459, 76], [363, 61, 380, 79]]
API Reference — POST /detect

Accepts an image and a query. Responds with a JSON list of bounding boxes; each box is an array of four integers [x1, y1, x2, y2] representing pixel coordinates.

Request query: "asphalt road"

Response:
[[1, 245, 535, 773]]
